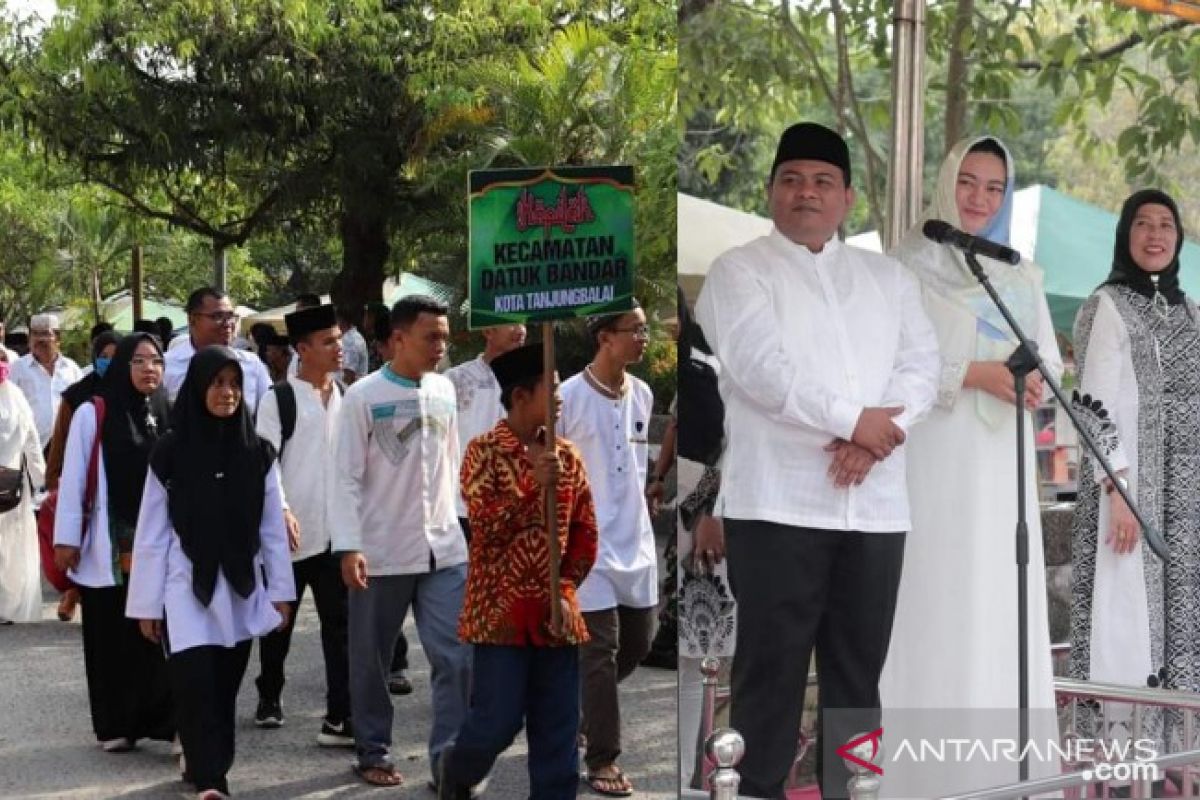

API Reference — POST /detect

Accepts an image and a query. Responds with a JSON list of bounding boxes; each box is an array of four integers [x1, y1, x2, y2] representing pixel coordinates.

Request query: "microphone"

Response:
[[922, 220, 1021, 265]]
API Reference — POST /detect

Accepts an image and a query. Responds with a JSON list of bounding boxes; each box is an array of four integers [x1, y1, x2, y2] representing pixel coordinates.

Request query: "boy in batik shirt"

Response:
[[438, 343, 598, 800]]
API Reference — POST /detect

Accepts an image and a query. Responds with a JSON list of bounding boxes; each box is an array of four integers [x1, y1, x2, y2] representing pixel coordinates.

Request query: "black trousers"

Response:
[[255, 550, 350, 721], [170, 640, 253, 795], [724, 520, 905, 800], [79, 584, 173, 743]]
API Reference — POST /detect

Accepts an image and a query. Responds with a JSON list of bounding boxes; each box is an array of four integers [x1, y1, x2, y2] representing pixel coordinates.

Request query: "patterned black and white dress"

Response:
[[1069, 284, 1200, 749]]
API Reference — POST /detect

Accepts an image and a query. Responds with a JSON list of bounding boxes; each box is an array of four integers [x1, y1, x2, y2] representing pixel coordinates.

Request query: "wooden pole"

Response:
[[543, 321, 562, 633], [131, 244, 144, 322]]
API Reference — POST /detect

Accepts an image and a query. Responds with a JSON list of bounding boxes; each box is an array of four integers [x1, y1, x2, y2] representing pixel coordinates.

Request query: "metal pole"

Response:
[[693, 656, 722, 790], [706, 729, 744, 800], [213, 241, 227, 293], [886, 0, 927, 250]]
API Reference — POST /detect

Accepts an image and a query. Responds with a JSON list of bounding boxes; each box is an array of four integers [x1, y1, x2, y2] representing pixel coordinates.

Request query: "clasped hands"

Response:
[[825, 405, 905, 488]]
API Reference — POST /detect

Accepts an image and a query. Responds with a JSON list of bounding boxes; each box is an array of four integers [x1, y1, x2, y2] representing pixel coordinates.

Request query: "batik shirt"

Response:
[[458, 419, 597, 646]]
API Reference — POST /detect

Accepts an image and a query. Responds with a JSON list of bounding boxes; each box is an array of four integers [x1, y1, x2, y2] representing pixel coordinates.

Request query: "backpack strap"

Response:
[[269, 381, 297, 458]]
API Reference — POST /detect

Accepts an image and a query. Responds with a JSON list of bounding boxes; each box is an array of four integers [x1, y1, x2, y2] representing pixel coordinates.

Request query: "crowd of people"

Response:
[[0, 286, 667, 800], [685, 120, 1200, 799]]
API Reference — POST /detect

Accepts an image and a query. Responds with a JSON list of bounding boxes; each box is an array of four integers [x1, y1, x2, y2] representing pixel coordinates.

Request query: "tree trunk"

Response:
[[943, 0, 975, 151], [333, 203, 389, 315]]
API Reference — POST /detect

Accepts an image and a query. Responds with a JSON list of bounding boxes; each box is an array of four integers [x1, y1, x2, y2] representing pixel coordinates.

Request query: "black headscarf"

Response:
[[98, 334, 170, 529], [149, 346, 275, 606], [61, 330, 121, 411], [1102, 189, 1186, 305]]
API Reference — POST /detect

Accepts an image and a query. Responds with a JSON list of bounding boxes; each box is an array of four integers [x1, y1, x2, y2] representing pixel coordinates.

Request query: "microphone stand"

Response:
[[961, 251, 1167, 792]]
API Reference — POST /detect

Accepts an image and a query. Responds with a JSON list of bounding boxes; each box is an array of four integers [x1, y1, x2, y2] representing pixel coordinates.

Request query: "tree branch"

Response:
[[1013, 18, 1191, 70]]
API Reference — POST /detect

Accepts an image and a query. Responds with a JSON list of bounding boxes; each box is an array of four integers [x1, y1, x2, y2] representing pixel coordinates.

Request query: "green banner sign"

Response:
[[468, 165, 635, 328]]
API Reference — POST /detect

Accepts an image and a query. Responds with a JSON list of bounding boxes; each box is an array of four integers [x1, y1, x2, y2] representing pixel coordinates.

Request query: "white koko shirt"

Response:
[[444, 354, 504, 519], [696, 229, 940, 533], [11, 353, 82, 447], [330, 367, 466, 575], [255, 376, 342, 562], [559, 370, 658, 611], [164, 337, 273, 413]]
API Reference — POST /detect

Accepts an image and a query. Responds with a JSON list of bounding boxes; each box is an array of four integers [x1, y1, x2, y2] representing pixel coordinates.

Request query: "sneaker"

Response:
[[254, 698, 283, 728], [101, 737, 134, 752], [387, 671, 413, 696], [317, 717, 355, 748]]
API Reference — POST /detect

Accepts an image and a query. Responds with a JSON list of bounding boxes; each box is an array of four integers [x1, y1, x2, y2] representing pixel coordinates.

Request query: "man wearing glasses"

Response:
[[558, 300, 656, 798], [164, 287, 272, 411]]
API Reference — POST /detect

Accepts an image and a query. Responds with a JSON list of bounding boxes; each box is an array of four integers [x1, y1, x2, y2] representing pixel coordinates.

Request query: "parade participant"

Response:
[[332, 295, 471, 789], [0, 347, 46, 624], [438, 343, 598, 800], [11, 313, 82, 451], [252, 304, 353, 745], [336, 305, 370, 385], [444, 322, 527, 541], [127, 346, 295, 800], [559, 301, 656, 797], [164, 288, 271, 412], [53, 333, 174, 752], [695, 121, 939, 798], [46, 331, 121, 491]]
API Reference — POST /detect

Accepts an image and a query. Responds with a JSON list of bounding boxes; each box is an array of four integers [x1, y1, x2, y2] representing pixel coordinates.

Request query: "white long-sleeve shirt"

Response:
[[330, 368, 466, 575], [444, 354, 505, 518], [696, 229, 940, 532], [559, 370, 658, 611], [164, 337, 272, 412], [53, 402, 121, 588], [11, 353, 82, 447], [125, 463, 295, 653], [255, 376, 341, 562]]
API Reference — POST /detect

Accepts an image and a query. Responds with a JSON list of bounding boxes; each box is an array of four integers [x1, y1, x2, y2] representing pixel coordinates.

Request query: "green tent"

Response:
[[1031, 186, 1200, 339]]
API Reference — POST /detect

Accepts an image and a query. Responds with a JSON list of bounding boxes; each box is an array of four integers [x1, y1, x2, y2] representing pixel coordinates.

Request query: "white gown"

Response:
[[0, 381, 47, 623], [878, 136, 1064, 797]]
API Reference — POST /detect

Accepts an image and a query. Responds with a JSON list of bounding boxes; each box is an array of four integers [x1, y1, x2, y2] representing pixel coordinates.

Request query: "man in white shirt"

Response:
[[332, 295, 471, 790], [695, 122, 940, 799], [559, 302, 656, 797], [336, 305, 370, 385], [443, 322, 527, 541], [11, 313, 82, 451], [164, 287, 272, 412], [253, 304, 353, 746]]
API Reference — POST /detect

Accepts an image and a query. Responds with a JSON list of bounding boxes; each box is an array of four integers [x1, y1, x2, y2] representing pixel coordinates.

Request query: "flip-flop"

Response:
[[585, 766, 634, 797], [353, 762, 404, 787]]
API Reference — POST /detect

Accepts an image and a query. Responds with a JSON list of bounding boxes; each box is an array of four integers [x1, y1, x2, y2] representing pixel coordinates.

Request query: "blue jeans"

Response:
[[445, 644, 581, 800], [347, 566, 470, 777]]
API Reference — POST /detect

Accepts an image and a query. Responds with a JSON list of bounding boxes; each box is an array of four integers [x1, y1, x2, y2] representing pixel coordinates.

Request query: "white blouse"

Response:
[[125, 463, 296, 654], [53, 403, 119, 588]]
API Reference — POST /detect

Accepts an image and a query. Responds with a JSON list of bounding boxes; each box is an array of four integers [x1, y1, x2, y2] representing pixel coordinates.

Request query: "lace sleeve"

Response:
[[680, 465, 721, 531], [937, 358, 969, 410]]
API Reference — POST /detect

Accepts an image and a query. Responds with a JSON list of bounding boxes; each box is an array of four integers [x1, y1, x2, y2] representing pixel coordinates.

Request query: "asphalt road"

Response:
[[0, 589, 677, 799]]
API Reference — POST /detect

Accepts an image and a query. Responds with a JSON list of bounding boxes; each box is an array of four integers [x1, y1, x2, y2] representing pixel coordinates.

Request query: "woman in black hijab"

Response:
[[1069, 189, 1200, 763], [51, 333, 174, 751], [127, 345, 294, 800]]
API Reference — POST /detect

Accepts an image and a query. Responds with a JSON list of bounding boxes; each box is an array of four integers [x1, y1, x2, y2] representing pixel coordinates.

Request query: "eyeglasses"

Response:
[[130, 357, 165, 369], [612, 325, 650, 338], [194, 311, 237, 325]]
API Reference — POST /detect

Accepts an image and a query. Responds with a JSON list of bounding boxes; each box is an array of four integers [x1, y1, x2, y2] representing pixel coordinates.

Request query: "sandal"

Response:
[[585, 765, 633, 797], [353, 762, 404, 787]]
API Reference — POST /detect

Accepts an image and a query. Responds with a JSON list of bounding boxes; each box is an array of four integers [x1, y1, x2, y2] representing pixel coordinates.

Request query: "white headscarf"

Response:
[[891, 135, 1046, 426]]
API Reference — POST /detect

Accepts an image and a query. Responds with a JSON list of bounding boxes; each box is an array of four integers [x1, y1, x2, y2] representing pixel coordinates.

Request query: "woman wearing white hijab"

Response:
[[879, 136, 1063, 795], [0, 347, 47, 623]]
